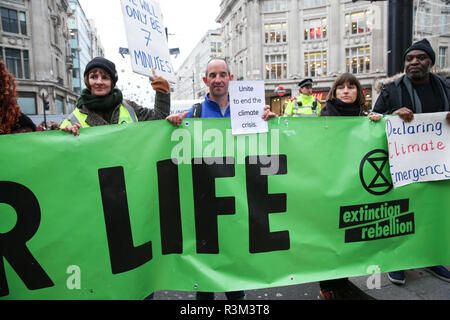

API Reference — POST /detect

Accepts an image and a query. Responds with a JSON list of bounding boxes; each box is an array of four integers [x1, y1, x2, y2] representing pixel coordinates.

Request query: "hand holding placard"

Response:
[[229, 81, 268, 135], [120, 0, 175, 82]]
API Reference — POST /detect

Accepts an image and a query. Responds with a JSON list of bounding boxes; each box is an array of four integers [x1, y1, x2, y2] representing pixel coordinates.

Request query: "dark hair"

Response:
[[0, 60, 21, 134], [327, 73, 366, 106], [204, 57, 231, 78]]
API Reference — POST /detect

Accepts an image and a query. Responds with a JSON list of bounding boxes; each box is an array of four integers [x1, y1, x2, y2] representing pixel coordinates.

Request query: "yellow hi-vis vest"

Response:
[[284, 94, 321, 117], [60, 103, 138, 128]]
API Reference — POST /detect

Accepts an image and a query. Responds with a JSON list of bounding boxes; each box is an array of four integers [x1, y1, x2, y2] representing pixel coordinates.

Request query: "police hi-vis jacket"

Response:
[[284, 94, 321, 117]]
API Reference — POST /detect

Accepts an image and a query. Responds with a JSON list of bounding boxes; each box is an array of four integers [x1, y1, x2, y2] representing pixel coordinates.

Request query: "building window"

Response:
[[55, 95, 64, 114], [211, 42, 222, 54], [263, 0, 287, 12], [304, 0, 327, 9], [3, 47, 30, 79], [345, 11, 371, 36], [304, 18, 327, 41], [1, 7, 27, 35], [304, 51, 327, 77], [265, 54, 287, 80], [18, 93, 37, 115], [346, 46, 371, 74], [441, 12, 449, 35], [265, 22, 287, 44], [439, 47, 447, 69]]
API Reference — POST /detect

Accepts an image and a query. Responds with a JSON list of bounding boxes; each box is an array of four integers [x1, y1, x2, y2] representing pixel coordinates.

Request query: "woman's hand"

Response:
[[166, 111, 189, 127], [60, 123, 81, 136], [262, 105, 277, 121], [368, 112, 383, 121], [149, 69, 170, 94], [393, 107, 414, 123]]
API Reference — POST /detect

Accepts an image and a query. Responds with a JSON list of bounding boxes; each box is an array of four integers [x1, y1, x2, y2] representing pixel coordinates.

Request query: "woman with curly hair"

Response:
[[0, 60, 36, 134]]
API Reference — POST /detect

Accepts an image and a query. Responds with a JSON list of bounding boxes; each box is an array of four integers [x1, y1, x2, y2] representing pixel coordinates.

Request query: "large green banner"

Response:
[[0, 117, 449, 299]]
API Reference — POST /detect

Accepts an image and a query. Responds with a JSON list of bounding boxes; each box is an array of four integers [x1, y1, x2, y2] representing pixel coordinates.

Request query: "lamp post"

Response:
[[40, 91, 50, 130], [192, 70, 195, 100]]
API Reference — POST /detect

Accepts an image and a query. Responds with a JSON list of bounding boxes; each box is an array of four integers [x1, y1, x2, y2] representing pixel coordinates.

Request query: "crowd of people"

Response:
[[1, 38, 449, 300]]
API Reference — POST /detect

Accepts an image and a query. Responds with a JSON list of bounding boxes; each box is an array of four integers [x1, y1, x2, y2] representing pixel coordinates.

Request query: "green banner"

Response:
[[0, 117, 449, 300]]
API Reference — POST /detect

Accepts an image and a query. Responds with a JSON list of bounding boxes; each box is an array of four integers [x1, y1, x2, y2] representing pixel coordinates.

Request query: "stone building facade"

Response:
[[214, 0, 449, 114], [173, 28, 223, 101], [1, 0, 78, 116]]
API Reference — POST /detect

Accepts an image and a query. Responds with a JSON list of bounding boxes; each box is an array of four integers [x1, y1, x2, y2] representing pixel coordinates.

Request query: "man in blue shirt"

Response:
[[167, 58, 276, 300], [167, 58, 275, 123]]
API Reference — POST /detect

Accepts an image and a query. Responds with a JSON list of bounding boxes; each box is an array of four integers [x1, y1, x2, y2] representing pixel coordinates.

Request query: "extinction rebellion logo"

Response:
[[338, 150, 415, 243]]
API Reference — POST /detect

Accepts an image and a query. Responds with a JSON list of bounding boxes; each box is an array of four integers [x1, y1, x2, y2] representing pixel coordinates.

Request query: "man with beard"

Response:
[[373, 38, 449, 118], [373, 39, 450, 285]]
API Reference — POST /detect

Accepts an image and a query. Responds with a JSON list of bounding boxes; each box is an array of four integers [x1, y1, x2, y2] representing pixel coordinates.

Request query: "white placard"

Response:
[[120, 0, 175, 82], [229, 81, 268, 135], [386, 112, 450, 188]]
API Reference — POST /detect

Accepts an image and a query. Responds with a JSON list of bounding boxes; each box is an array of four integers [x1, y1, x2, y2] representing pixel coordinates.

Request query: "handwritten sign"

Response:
[[386, 112, 450, 188], [120, 0, 175, 82], [229, 81, 268, 135]]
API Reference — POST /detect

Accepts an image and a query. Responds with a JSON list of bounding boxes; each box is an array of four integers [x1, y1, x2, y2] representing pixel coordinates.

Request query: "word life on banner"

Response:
[[120, 0, 175, 82], [229, 81, 268, 135], [385, 112, 450, 188]]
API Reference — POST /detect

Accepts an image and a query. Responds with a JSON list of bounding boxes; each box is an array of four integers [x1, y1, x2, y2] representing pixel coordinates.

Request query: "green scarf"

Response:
[[77, 88, 123, 112]]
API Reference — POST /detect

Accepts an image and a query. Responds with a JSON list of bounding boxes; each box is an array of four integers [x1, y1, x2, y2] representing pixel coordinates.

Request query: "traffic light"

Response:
[[43, 99, 50, 111]]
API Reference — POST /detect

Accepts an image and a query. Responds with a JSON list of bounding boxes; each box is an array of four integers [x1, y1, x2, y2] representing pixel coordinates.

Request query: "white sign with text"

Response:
[[229, 81, 268, 135], [120, 0, 175, 82], [386, 112, 450, 188]]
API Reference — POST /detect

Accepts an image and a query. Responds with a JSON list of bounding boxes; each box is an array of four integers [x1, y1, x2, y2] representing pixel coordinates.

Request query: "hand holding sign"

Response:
[[229, 81, 268, 135], [386, 112, 450, 188], [120, 0, 175, 82], [149, 69, 170, 94]]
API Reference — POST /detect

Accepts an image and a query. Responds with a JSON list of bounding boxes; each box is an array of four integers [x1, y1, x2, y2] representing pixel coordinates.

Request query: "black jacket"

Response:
[[320, 100, 365, 117], [373, 73, 450, 115]]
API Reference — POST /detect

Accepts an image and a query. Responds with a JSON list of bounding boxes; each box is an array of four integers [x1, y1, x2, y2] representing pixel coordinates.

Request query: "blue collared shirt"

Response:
[[186, 94, 230, 119]]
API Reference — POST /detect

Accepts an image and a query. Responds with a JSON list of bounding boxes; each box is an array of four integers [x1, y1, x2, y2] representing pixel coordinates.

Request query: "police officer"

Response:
[[284, 78, 321, 117]]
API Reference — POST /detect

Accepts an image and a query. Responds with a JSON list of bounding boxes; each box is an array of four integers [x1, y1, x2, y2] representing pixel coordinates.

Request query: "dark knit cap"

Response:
[[403, 39, 436, 66], [84, 57, 119, 85]]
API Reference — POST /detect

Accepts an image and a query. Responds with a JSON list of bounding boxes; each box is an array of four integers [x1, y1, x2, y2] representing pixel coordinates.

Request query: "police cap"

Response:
[[298, 78, 313, 88]]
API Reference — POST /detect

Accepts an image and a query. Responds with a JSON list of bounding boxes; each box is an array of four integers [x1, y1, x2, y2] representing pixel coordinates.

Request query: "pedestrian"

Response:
[[318, 72, 378, 300], [372, 38, 450, 285], [60, 56, 170, 134], [284, 78, 322, 117], [0, 60, 36, 135], [166, 57, 276, 300]]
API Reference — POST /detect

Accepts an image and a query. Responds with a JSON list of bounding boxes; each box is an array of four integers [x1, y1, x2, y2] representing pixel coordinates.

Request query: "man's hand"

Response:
[[393, 107, 414, 123], [446, 112, 450, 125], [60, 123, 81, 136], [262, 105, 277, 121], [149, 69, 170, 94], [166, 111, 189, 127]]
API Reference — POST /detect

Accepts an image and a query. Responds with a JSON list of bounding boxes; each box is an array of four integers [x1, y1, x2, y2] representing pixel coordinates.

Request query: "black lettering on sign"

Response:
[[0, 182, 54, 297], [192, 157, 236, 254], [157, 159, 183, 254], [245, 155, 290, 253], [98, 167, 152, 274]]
